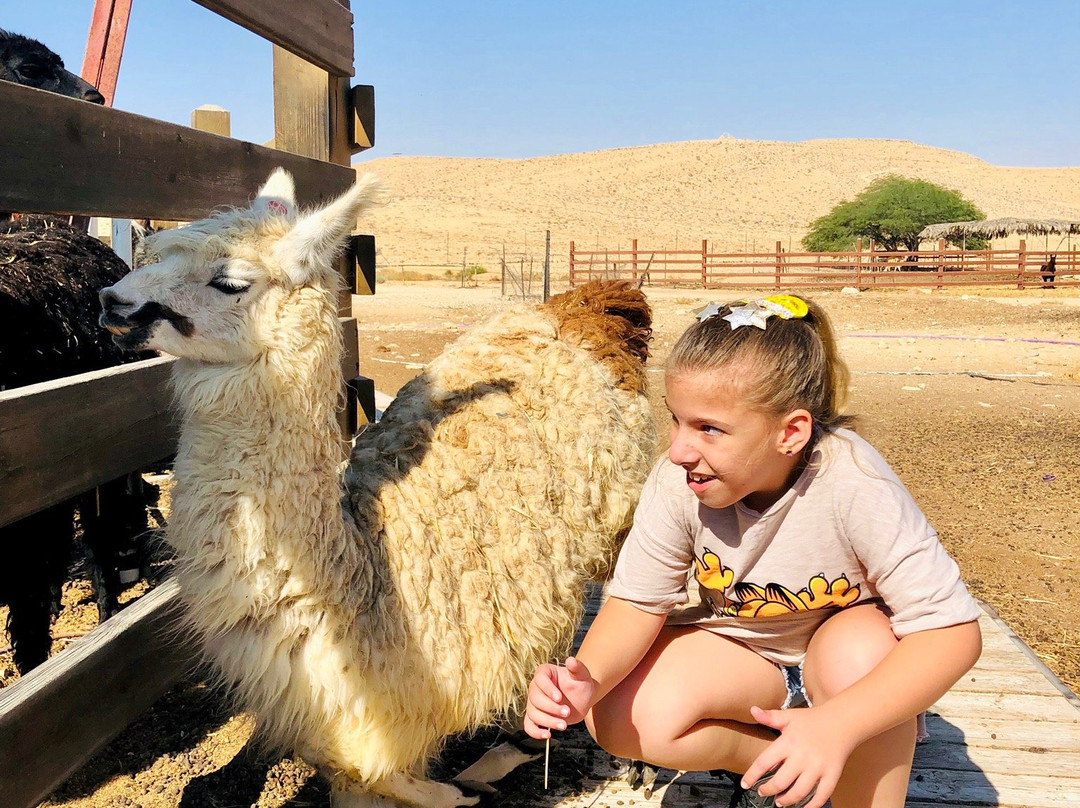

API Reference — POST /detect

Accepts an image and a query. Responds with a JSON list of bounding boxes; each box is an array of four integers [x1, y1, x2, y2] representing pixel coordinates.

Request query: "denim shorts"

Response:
[[780, 664, 812, 709]]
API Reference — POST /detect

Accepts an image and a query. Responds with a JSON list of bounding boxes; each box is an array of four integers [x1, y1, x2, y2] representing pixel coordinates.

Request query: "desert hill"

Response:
[[355, 138, 1080, 276]]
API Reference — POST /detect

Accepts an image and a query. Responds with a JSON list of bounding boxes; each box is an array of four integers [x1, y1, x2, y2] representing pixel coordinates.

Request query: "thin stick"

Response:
[[544, 737, 550, 789]]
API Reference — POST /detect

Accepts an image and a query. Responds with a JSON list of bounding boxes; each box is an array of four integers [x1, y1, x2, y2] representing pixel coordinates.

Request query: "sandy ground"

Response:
[[7, 278, 1076, 808]]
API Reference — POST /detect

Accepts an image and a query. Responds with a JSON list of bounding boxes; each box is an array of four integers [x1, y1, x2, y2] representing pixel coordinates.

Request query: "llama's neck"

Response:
[[168, 290, 359, 628]]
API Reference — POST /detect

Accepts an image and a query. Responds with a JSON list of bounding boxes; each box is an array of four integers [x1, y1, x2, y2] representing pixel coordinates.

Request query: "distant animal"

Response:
[[0, 28, 104, 102], [99, 169, 656, 808], [0, 32, 155, 676], [1040, 254, 1057, 289]]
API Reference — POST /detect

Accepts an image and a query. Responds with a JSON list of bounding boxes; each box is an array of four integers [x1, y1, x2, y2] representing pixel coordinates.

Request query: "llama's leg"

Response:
[[331, 771, 487, 808], [452, 735, 546, 784]]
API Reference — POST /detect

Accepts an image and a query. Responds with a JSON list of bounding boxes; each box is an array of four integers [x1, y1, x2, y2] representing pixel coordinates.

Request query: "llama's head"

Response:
[[99, 169, 381, 363], [0, 29, 105, 103]]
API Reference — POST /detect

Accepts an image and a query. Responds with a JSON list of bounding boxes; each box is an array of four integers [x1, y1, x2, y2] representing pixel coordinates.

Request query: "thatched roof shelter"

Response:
[[919, 217, 1080, 242]]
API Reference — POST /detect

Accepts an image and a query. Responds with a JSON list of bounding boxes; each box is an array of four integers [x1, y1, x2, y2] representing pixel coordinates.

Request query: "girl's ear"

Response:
[[778, 409, 814, 456]]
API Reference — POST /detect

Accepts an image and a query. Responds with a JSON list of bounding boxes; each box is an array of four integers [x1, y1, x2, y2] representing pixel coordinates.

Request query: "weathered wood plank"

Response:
[[272, 44, 354, 314], [192, 0, 354, 77], [0, 579, 193, 808], [0, 81, 354, 220], [933, 690, 1080, 723], [923, 712, 1080, 752], [950, 667, 1067, 697], [911, 742, 1080, 777], [0, 319, 361, 529], [0, 357, 176, 529], [273, 45, 351, 165]]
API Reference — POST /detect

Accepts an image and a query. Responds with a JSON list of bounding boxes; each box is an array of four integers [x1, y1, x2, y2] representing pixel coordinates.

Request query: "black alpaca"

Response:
[[0, 28, 104, 102], [1040, 254, 1057, 289]]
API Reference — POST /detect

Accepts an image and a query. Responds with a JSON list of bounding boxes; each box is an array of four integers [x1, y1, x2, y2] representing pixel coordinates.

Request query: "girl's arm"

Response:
[[743, 619, 982, 806], [524, 596, 666, 738]]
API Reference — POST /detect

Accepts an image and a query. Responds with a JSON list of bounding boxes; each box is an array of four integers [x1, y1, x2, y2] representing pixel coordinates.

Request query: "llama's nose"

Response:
[[83, 88, 106, 105], [99, 287, 126, 313]]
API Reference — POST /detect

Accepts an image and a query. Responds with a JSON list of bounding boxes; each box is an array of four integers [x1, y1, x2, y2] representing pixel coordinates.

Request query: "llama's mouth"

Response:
[[100, 301, 194, 349], [99, 313, 153, 350], [107, 323, 153, 350]]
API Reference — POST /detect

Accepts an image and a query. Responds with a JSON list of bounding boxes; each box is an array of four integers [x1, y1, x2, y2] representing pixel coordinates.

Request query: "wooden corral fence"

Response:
[[0, 1, 375, 806], [571, 238, 1080, 290]]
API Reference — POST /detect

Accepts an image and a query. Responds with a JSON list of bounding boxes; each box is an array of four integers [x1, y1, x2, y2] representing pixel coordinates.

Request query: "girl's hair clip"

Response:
[[698, 295, 809, 330]]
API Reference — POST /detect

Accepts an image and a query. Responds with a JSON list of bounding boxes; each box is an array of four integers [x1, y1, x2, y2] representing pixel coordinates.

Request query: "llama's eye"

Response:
[[16, 63, 46, 81], [208, 276, 251, 294]]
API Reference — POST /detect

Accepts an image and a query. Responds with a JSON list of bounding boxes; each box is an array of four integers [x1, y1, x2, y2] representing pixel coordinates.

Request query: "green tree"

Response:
[[802, 175, 985, 252]]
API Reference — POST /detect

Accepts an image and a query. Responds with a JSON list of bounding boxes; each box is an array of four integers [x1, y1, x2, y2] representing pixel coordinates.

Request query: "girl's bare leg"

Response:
[[586, 626, 788, 773], [803, 604, 917, 808]]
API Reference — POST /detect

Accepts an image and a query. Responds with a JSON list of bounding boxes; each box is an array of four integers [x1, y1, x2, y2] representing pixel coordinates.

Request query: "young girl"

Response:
[[525, 295, 982, 808]]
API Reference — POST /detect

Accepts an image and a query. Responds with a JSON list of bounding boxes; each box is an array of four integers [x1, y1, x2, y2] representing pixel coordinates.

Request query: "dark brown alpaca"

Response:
[[1040, 254, 1057, 289]]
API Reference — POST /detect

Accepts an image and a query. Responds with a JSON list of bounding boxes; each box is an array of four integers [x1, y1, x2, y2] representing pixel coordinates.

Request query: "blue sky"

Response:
[[6, 1, 1078, 167]]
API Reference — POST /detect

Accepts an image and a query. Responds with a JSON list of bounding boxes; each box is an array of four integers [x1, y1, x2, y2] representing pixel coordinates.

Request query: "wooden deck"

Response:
[[534, 591, 1080, 808]]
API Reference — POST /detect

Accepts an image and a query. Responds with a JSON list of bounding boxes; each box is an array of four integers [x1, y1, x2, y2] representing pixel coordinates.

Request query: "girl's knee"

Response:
[[585, 703, 641, 760], [805, 604, 897, 701]]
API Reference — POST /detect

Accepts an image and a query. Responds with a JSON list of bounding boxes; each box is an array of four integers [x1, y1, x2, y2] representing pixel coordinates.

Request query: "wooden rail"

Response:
[[0, 321, 360, 531], [570, 239, 1079, 291], [0, 81, 355, 221], [0, 580, 193, 808], [193, 0, 355, 77]]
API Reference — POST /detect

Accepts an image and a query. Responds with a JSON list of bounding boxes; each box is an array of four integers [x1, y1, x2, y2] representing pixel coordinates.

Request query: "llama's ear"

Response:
[[277, 173, 381, 285], [253, 168, 298, 221]]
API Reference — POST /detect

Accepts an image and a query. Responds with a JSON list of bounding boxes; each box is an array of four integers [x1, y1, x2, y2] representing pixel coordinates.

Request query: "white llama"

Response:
[[98, 170, 656, 807]]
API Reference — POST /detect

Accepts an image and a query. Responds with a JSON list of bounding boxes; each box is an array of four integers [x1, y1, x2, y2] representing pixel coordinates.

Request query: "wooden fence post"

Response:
[[702, 239, 708, 287], [569, 240, 576, 287], [855, 238, 862, 288], [1018, 239, 1026, 290], [775, 241, 783, 291], [632, 238, 638, 284], [937, 239, 946, 289]]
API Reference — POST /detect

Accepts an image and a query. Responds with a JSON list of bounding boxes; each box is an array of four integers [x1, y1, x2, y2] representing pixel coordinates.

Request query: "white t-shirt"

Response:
[[608, 428, 982, 665]]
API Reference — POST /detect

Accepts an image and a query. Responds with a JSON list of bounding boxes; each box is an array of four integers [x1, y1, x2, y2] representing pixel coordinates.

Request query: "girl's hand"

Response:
[[740, 704, 857, 808], [524, 656, 597, 739]]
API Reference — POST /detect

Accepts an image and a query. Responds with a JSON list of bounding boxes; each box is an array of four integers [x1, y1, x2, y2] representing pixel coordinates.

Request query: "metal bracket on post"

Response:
[[351, 234, 376, 296], [346, 376, 377, 432], [348, 84, 375, 153]]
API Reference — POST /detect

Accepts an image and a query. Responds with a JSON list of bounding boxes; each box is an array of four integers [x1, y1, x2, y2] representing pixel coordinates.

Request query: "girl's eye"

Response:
[[701, 424, 724, 435], [208, 276, 251, 294]]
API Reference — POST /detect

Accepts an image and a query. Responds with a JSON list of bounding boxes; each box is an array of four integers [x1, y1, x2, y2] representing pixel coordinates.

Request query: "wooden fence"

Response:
[[570, 238, 1080, 290], [0, 2, 374, 806]]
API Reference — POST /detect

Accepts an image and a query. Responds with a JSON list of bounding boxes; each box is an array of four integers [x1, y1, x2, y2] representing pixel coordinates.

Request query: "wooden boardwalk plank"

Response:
[[546, 588, 1080, 808]]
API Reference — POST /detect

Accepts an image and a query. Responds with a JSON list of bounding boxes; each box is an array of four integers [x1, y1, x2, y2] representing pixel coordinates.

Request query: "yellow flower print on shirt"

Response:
[[694, 549, 860, 618], [695, 549, 735, 591]]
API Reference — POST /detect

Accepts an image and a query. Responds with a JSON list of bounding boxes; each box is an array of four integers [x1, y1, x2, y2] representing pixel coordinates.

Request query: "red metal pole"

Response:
[[81, 0, 133, 106]]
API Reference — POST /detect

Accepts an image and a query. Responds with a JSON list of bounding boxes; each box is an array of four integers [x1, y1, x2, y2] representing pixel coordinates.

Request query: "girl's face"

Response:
[[665, 368, 800, 512]]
